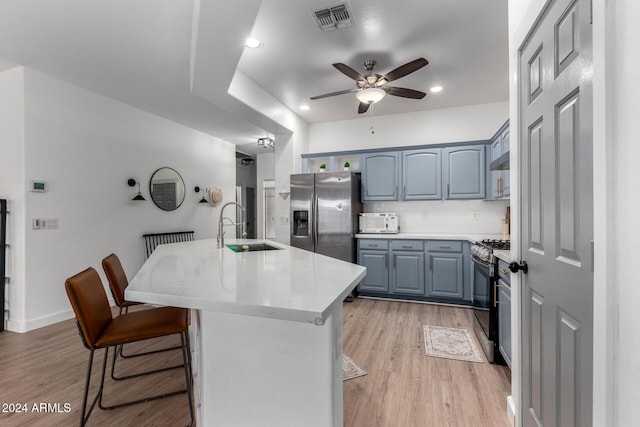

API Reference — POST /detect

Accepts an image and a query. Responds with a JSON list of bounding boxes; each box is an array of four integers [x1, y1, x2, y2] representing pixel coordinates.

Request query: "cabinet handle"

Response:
[[446, 183, 450, 199], [499, 268, 510, 275], [368, 243, 379, 247], [438, 245, 450, 249], [403, 185, 407, 199], [395, 185, 399, 198], [393, 253, 396, 267], [429, 254, 433, 271], [493, 282, 501, 307], [499, 177, 503, 197], [384, 253, 388, 268], [402, 245, 413, 249]]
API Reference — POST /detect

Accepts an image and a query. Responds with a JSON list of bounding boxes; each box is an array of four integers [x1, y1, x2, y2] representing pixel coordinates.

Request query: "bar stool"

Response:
[[65, 267, 194, 427], [102, 253, 183, 366]]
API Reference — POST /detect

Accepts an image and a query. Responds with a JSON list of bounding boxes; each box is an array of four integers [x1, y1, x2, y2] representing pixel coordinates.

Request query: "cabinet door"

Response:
[[402, 149, 441, 200], [426, 252, 464, 299], [498, 278, 512, 367], [361, 152, 400, 201], [442, 145, 486, 199], [501, 129, 510, 197], [357, 249, 389, 293], [391, 251, 425, 295]]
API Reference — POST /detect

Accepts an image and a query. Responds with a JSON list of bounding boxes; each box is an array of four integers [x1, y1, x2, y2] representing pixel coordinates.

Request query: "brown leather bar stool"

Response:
[[65, 267, 194, 427], [102, 253, 183, 366]]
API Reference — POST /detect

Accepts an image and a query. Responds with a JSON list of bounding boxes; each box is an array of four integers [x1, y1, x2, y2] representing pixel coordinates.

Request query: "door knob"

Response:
[[509, 261, 528, 274]]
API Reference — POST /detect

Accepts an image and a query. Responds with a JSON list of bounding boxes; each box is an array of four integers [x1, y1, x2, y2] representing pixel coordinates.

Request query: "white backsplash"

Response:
[[363, 200, 510, 235]]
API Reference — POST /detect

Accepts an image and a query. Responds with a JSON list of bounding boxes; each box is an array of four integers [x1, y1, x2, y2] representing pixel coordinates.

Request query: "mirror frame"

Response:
[[149, 167, 186, 211]]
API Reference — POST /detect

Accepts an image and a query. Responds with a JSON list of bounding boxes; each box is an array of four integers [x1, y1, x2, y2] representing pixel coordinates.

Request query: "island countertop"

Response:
[[126, 238, 367, 325]]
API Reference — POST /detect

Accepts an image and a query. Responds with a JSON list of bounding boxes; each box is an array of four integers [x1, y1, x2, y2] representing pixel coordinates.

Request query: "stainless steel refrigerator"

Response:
[[290, 172, 362, 263]]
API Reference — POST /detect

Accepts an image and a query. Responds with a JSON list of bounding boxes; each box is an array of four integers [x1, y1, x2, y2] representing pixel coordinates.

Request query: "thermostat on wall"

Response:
[[31, 181, 47, 192]]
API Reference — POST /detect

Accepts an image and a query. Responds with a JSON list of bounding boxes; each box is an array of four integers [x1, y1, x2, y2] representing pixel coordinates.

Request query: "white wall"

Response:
[[0, 67, 26, 327], [3, 68, 236, 332], [609, 2, 640, 425], [307, 101, 510, 234], [256, 152, 275, 239], [308, 102, 509, 153]]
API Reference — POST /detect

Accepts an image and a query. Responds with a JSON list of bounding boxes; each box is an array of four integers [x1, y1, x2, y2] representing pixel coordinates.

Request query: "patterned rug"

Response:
[[423, 325, 484, 363], [342, 354, 367, 381]]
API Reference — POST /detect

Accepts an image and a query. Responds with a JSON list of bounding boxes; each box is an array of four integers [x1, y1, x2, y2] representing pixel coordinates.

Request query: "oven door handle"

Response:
[[471, 254, 492, 268]]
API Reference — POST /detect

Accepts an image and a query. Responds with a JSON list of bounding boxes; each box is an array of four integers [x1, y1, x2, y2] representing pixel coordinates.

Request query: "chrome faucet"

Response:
[[217, 201, 247, 247]]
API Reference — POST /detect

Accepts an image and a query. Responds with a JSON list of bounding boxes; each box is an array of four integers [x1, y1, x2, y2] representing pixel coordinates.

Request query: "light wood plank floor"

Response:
[[0, 299, 510, 426], [343, 298, 511, 427]]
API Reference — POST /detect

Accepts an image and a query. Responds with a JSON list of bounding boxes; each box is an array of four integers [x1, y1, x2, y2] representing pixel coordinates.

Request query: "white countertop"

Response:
[[126, 239, 366, 325], [355, 232, 508, 243]]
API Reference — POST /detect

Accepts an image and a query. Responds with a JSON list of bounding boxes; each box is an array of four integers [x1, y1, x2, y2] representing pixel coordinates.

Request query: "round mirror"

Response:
[[149, 167, 186, 211]]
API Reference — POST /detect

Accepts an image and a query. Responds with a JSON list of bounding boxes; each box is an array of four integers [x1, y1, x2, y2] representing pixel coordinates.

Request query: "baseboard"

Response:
[[507, 395, 515, 426], [6, 309, 75, 333], [358, 295, 474, 309]]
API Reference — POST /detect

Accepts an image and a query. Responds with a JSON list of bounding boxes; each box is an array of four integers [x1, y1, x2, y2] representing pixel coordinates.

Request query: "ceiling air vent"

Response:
[[313, 2, 353, 32]]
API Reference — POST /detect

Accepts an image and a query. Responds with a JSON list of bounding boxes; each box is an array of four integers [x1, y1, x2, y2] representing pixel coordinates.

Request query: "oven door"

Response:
[[472, 255, 492, 310], [472, 254, 497, 362]]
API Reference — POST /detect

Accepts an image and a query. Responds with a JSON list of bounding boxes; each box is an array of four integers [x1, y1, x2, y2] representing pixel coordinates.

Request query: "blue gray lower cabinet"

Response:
[[390, 240, 425, 295], [498, 259, 512, 368], [358, 249, 389, 292], [357, 239, 471, 306]]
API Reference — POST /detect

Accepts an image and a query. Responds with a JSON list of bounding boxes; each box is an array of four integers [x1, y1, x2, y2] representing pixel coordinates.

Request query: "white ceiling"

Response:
[[0, 0, 508, 155]]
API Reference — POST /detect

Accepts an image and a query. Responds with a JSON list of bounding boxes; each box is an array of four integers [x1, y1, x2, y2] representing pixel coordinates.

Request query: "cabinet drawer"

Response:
[[358, 239, 389, 250], [426, 240, 462, 252], [498, 259, 511, 286], [391, 240, 424, 251]]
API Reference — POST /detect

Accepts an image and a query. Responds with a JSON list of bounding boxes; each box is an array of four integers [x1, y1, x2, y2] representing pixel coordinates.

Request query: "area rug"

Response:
[[423, 325, 484, 363], [342, 354, 367, 381]]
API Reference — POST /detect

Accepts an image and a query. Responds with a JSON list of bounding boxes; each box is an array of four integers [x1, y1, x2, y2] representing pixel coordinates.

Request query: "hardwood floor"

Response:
[[343, 298, 511, 427], [0, 299, 510, 426]]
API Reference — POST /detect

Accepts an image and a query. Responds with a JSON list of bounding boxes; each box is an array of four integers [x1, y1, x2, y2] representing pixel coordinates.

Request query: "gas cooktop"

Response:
[[478, 239, 511, 250]]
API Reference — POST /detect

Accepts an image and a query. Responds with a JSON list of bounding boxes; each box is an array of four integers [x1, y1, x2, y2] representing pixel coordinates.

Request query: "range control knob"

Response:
[[509, 261, 528, 274]]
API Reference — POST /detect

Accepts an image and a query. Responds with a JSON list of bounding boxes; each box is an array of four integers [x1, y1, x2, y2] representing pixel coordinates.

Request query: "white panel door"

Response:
[[518, 0, 593, 426]]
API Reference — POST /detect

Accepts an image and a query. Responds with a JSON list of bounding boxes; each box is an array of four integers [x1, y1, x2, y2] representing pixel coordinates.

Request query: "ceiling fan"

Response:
[[310, 57, 429, 114]]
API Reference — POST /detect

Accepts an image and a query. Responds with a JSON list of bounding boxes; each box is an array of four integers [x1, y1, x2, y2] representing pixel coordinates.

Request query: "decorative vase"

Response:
[[344, 167, 350, 171], [320, 168, 326, 172]]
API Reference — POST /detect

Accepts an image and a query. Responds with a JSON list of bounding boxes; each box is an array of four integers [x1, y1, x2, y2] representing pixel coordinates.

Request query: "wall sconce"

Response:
[[127, 179, 146, 201], [195, 186, 208, 203]]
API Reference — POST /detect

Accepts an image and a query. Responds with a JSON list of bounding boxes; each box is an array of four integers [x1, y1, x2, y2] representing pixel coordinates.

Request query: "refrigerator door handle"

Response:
[[314, 193, 319, 247]]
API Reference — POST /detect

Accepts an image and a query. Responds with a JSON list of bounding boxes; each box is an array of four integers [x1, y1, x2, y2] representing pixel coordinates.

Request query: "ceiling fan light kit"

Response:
[[257, 137, 274, 149], [310, 57, 429, 113], [356, 87, 386, 104]]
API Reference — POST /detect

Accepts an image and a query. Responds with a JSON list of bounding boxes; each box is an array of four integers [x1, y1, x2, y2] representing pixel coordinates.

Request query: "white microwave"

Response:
[[359, 213, 399, 234]]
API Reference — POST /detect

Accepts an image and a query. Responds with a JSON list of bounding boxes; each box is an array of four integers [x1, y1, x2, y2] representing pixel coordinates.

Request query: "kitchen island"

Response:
[[126, 238, 366, 427]]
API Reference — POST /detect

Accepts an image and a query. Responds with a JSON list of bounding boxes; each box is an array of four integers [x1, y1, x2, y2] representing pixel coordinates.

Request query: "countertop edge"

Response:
[[355, 233, 508, 243]]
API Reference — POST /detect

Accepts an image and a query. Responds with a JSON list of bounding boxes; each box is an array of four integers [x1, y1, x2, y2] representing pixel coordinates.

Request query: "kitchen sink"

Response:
[[225, 243, 282, 253]]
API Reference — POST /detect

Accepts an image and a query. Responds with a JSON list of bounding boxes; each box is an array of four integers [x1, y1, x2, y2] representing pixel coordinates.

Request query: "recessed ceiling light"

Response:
[[430, 86, 443, 93], [299, 105, 310, 111], [245, 37, 262, 49]]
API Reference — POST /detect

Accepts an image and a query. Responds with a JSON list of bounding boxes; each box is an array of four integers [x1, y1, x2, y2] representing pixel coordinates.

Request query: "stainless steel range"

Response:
[[471, 239, 510, 364]]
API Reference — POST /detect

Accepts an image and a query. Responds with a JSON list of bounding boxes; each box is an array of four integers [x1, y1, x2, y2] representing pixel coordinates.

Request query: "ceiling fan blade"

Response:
[[382, 57, 429, 83], [358, 102, 371, 114], [310, 88, 357, 100], [333, 63, 365, 81], [384, 86, 427, 99]]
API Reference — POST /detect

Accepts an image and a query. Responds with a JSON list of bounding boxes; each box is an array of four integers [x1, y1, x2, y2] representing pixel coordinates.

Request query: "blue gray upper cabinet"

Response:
[[402, 149, 442, 200], [442, 145, 486, 199], [361, 152, 400, 201], [490, 122, 510, 199]]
